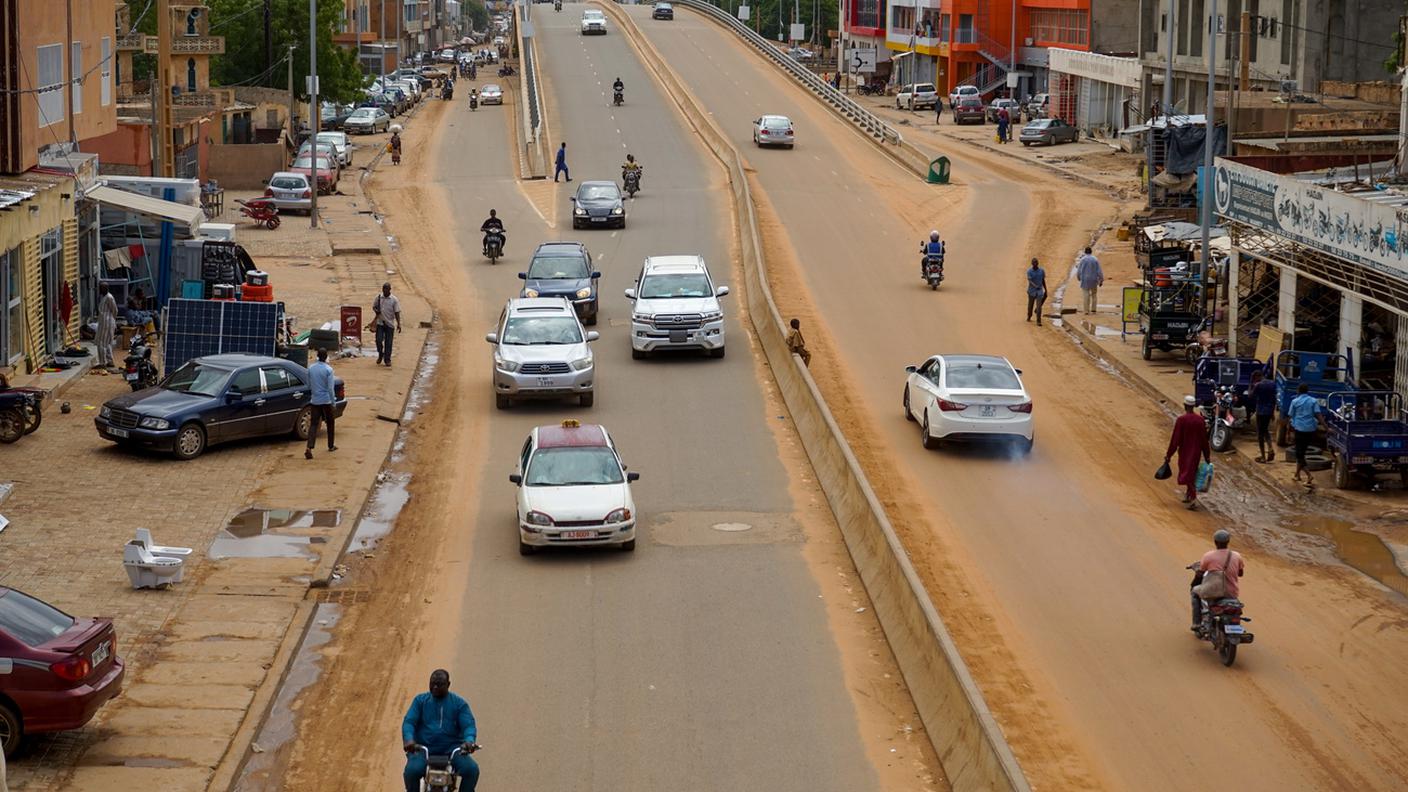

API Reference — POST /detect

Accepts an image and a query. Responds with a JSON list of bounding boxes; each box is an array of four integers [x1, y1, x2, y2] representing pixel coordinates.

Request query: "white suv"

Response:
[[581, 9, 607, 34], [897, 82, 939, 110], [625, 255, 729, 359]]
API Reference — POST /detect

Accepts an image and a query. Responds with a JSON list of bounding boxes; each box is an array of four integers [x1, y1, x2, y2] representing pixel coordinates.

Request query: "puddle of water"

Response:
[[123, 757, 192, 768], [401, 336, 440, 422], [233, 604, 341, 792], [1284, 516, 1408, 598], [211, 509, 341, 559], [209, 534, 317, 560], [350, 472, 412, 553], [225, 508, 342, 538]]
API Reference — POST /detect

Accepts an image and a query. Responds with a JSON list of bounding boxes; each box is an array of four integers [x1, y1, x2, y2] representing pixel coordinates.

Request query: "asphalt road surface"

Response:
[[625, 4, 1408, 791]]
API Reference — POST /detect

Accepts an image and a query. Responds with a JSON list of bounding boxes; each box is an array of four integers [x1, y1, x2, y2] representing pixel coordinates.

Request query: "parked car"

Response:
[[896, 82, 939, 110], [520, 241, 601, 325], [624, 254, 728, 359], [95, 354, 347, 460], [296, 141, 343, 176], [262, 171, 314, 214], [359, 93, 398, 117], [289, 155, 339, 194], [320, 102, 355, 130], [986, 97, 1021, 123], [316, 131, 353, 167], [652, 2, 674, 19], [1019, 118, 1079, 146], [487, 298, 598, 409], [903, 354, 1033, 453], [1024, 92, 1049, 120], [510, 420, 639, 554], [949, 84, 979, 109], [384, 87, 411, 114], [480, 84, 504, 105], [953, 96, 986, 124], [787, 46, 815, 61], [752, 114, 795, 148], [571, 181, 625, 229], [344, 106, 391, 134], [581, 8, 607, 34], [0, 586, 126, 758]]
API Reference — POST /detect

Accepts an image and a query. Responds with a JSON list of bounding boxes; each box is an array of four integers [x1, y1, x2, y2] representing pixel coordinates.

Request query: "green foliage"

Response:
[[465, 0, 491, 33], [711, 0, 840, 48], [205, 0, 368, 104]]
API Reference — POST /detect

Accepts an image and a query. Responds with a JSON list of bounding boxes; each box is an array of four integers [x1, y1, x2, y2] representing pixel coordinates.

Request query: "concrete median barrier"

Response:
[[596, 4, 1031, 791]]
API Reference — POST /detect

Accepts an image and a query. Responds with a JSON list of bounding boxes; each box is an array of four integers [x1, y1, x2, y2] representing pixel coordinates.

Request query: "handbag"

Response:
[[1154, 461, 1172, 480], [1193, 549, 1233, 599], [1196, 461, 1215, 492]]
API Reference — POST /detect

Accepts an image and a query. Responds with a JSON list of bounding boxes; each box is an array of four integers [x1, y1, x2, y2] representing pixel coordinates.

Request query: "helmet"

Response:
[[626, 154, 635, 162], [929, 230, 940, 241], [1213, 529, 1231, 545]]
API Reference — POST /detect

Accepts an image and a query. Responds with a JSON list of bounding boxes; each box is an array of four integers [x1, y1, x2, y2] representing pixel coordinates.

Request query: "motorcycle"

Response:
[[1201, 385, 1248, 453], [123, 331, 160, 392], [922, 255, 945, 290], [554, 0, 562, 10], [235, 198, 280, 230], [483, 228, 506, 264], [622, 168, 641, 197], [0, 388, 43, 443], [469, 92, 478, 111], [1186, 563, 1254, 667], [442, 82, 454, 100], [409, 744, 480, 792], [498, 64, 515, 77], [1185, 316, 1228, 364], [613, 88, 624, 107]]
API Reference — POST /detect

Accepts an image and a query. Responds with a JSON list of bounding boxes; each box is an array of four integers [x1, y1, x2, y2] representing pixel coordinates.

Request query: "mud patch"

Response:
[[1283, 516, 1408, 598]]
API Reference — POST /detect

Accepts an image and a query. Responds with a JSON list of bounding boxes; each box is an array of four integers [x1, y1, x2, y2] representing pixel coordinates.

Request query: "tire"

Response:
[[930, 280, 938, 290], [1022, 141, 1031, 147], [22, 401, 41, 434], [631, 348, 646, 360], [0, 699, 22, 759], [519, 540, 538, 556], [921, 414, 939, 450], [1210, 421, 1232, 453], [904, 386, 915, 422], [1141, 334, 1152, 360], [495, 393, 512, 409], [1218, 635, 1238, 667], [1333, 453, 1353, 490], [579, 392, 594, 407], [709, 346, 725, 359], [173, 422, 206, 460], [294, 406, 313, 439], [0, 408, 24, 444], [620, 539, 636, 552], [585, 312, 598, 326], [267, 215, 281, 230]]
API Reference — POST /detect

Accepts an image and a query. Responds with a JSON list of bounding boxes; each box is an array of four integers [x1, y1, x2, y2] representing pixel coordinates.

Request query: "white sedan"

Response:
[[510, 420, 639, 554], [480, 84, 504, 105], [752, 114, 794, 148], [903, 354, 1034, 452]]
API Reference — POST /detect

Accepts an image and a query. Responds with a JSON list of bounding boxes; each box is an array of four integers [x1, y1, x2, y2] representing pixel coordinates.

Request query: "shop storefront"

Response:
[[0, 172, 82, 374], [1048, 47, 1140, 135]]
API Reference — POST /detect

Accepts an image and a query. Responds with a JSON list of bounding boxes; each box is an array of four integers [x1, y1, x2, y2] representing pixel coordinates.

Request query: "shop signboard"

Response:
[[1214, 159, 1408, 283]]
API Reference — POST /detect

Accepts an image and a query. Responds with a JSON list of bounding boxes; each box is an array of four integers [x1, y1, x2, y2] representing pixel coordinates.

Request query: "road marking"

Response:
[[611, 231, 619, 238]]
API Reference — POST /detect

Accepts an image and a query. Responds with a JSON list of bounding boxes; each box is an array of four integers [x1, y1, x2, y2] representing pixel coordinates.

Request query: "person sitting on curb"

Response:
[[785, 318, 811, 367]]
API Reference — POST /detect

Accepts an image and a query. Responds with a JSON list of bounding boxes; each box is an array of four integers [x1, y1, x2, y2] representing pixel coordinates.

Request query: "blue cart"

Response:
[[1193, 357, 1267, 407], [1325, 391, 1408, 489], [1272, 350, 1356, 446]]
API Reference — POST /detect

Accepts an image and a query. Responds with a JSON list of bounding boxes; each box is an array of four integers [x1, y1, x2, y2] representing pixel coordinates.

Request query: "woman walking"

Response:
[[1025, 258, 1047, 325]]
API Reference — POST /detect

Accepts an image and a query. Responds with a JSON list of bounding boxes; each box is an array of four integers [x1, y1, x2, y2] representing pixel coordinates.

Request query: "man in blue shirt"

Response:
[[919, 230, 945, 279], [1246, 369, 1278, 463], [403, 669, 480, 792], [304, 348, 336, 460], [554, 141, 571, 183], [1286, 382, 1324, 489]]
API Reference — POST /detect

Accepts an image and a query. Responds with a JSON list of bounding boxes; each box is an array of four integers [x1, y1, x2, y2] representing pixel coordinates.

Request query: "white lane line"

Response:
[[611, 231, 619, 238], [831, 171, 838, 177]]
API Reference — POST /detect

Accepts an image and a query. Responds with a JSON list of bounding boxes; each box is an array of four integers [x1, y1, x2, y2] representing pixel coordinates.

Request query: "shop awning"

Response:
[[89, 184, 204, 236]]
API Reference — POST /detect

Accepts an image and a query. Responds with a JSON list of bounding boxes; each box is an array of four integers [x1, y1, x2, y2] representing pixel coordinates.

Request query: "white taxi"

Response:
[[510, 420, 639, 555]]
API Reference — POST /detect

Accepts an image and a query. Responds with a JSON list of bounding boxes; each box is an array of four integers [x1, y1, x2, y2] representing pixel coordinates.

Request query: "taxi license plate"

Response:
[[980, 405, 997, 417], [563, 530, 595, 539], [91, 639, 111, 667], [108, 427, 130, 438]]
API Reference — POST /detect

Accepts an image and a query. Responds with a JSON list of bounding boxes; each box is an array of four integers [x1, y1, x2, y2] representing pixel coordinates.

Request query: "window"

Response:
[[186, 58, 196, 92], [186, 8, 199, 36], [1190, 0, 1203, 58], [100, 37, 112, 106], [266, 108, 279, 128], [856, 0, 880, 29], [1030, 9, 1089, 47], [892, 6, 915, 35], [1224, 0, 1239, 60], [1177, 0, 1190, 54], [36, 43, 64, 126], [0, 589, 75, 648], [3, 247, 22, 366], [956, 14, 975, 43], [939, 14, 950, 42], [71, 42, 83, 114], [230, 368, 263, 396], [261, 367, 293, 390]]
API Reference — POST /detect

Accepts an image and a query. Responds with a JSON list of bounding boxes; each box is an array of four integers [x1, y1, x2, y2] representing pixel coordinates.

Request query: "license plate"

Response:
[[108, 426, 129, 438], [591, 217, 607, 223], [1223, 624, 1245, 634], [980, 405, 997, 417], [669, 330, 688, 344], [124, 373, 139, 381], [563, 530, 595, 539], [91, 639, 111, 667], [536, 377, 559, 387]]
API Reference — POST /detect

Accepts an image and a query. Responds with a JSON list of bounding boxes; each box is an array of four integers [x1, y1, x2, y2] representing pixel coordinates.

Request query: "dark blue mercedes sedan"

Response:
[[95, 353, 346, 460], [519, 241, 601, 325]]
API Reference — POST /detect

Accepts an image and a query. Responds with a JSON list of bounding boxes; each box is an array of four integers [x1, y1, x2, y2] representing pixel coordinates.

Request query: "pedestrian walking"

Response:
[[934, 96, 943, 125], [96, 283, 118, 368], [832, 71, 841, 89], [304, 347, 337, 460], [373, 282, 403, 366], [997, 106, 1011, 143], [1075, 246, 1104, 314], [1025, 258, 1047, 325], [1287, 382, 1324, 490], [1165, 395, 1212, 509], [785, 318, 811, 367], [1246, 369, 1278, 463], [554, 142, 571, 182]]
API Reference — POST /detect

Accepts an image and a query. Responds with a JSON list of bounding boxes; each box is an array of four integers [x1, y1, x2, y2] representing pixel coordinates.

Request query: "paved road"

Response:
[[628, 5, 1408, 791], [425, 9, 900, 792]]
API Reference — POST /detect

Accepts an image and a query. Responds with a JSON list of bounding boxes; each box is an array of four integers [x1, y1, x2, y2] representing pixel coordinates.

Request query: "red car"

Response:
[[0, 586, 125, 757], [289, 155, 339, 195]]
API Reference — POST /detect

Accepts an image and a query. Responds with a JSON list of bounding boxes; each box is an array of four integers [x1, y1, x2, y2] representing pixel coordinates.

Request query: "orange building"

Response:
[[933, 0, 1094, 98]]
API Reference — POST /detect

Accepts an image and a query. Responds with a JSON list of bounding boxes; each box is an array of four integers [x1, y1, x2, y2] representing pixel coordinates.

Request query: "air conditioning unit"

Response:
[[1279, 79, 1297, 94]]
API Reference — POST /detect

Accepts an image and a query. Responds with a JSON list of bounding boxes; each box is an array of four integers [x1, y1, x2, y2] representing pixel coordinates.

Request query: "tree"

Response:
[[206, 0, 368, 104], [464, 0, 491, 34]]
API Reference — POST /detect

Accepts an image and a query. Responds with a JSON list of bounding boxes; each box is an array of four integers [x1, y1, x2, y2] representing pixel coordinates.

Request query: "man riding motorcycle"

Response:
[[1190, 529, 1245, 633], [621, 154, 643, 192], [919, 230, 945, 278], [612, 77, 625, 105], [480, 209, 506, 256], [402, 669, 480, 792]]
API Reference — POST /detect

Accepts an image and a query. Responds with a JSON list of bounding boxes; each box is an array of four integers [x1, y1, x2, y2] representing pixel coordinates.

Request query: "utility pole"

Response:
[[1009, 0, 1015, 98], [156, 0, 174, 177], [1163, 0, 1176, 113], [396, 0, 402, 71], [1238, 11, 1250, 90], [286, 44, 296, 144], [1201, 0, 1218, 292], [264, 0, 273, 74], [309, 0, 319, 228], [380, 0, 387, 77], [65, 0, 76, 147]]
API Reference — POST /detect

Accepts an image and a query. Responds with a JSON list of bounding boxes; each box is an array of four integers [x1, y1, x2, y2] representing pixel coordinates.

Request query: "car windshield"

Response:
[[640, 273, 711, 298], [1027, 120, 1052, 128], [317, 134, 345, 146], [0, 589, 75, 647], [526, 447, 623, 486], [161, 361, 230, 396], [350, 109, 374, 118], [945, 362, 1021, 390], [501, 316, 583, 345], [579, 184, 618, 200], [270, 176, 305, 189], [528, 255, 590, 279], [914, 84, 935, 92], [292, 157, 330, 169], [763, 117, 790, 128], [961, 98, 982, 107]]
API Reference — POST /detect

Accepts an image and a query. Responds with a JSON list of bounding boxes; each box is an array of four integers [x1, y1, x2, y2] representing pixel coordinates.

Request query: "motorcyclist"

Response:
[[480, 209, 506, 255], [469, 88, 478, 109], [1190, 529, 1245, 633], [612, 77, 625, 102], [621, 154, 642, 189], [919, 230, 945, 278], [402, 669, 480, 792]]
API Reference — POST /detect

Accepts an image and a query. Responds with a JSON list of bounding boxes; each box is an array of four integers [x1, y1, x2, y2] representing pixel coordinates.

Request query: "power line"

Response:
[[1276, 19, 1396, 52]]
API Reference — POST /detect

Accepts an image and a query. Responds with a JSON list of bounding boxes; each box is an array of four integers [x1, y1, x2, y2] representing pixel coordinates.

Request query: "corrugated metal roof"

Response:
[[0, 187, 37, 210]]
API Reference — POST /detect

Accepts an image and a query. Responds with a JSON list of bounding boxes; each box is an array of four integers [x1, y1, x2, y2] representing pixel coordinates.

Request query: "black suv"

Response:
[[652, 2, 674, 19], [519, 242, 601, 325]]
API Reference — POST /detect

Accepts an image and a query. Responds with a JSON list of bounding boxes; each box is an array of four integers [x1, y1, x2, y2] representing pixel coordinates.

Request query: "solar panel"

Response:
[[164, 299, 279, 373]]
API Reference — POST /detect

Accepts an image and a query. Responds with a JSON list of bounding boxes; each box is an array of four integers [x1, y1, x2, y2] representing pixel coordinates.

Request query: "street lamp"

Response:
[[309, 0, 319, 228]]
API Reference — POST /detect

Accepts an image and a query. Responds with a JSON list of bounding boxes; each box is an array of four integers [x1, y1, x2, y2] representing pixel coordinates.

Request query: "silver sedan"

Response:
[[480, 84, 504, 105]]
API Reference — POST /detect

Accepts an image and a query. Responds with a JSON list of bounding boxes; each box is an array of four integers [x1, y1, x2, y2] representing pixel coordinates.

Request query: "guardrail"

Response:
[[515, 0, 548, 178], [668, 0, 902, 146]]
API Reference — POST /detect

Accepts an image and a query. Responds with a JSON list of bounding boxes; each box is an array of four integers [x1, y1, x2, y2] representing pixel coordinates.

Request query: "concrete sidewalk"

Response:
[[0, 103, 437, 791]]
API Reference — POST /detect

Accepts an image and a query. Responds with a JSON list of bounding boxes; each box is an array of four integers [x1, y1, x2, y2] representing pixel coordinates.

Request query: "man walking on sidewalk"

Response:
[[554, 142, 571, 182], [1247, 369, 1278, 463], [96, 283, 118, 368], [1076, 247, 1104, 314], [934, 97, 943, 125], [305, 347, 337, 460], [1165, 395, 1212, 509], [373, 282, 403, 366], [1288, 382, 1324, 490]]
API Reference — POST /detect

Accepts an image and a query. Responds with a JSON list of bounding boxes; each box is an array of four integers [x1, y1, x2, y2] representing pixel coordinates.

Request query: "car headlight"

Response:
[[525, 510, 553, 526], [701, 311, 723, 322], [495, 357, 520, 373], [611, 206, 624, 215], [574, 207, 587, 216], [632, 312, 652, 324], [522, 288, 540, 298], [99, 405, 112, 419], [139, 417, 171, 430], [575, 287, 593, 299], [570, 355, 593, 371], [605, 507, 632, 523]]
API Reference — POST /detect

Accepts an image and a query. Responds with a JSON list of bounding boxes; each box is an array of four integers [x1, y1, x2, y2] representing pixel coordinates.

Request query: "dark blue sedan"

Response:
[[95, 353, 346, 460], [519, 241, 601, 325]]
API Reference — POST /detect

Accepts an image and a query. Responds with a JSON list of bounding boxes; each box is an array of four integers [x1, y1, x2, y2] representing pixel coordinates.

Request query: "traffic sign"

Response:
[[738, 4, 749, 21], [848, 48, 877, 74]]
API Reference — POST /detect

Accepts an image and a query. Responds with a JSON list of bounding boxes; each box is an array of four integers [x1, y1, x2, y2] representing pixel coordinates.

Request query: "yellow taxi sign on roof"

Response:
[[561, 419, 581, 428]]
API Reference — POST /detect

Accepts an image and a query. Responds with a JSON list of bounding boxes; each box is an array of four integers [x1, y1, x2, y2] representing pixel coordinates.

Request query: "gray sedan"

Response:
[[571, 181, 626, 229], [1019, 118, 1079, 146]]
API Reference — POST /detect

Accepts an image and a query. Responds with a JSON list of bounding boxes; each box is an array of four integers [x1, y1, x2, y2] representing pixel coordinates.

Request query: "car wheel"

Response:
[[632, 348, 646, 360], [173, 422, 206, 460], [519, 540, 538, 556], [585, 313, 598, 326], [294, 406, 314, 439], [496, 394, 512, 409], [0, 408, 23, 444], [1022, 141, 1031, 147], [709, 346, 725, 359], [579, 392, 594, 407], [621, 539, 636, 552], [904, 385, 915, 422], [0, 699, 22, 758], [921, 413, 939, 450]]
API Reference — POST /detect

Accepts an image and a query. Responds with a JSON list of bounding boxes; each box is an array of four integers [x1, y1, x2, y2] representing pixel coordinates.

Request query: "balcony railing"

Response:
[[116, 32, 145, 51], [143, 36, 225, 55]]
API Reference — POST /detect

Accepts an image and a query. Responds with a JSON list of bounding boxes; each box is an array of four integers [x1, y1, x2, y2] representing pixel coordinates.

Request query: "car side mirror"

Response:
[[0, 658, 11, 674], [509, 474, 522, 485], [904, 365, 918, 374], [1014, 368, 1023, 375], [591, 271, 601, 279], [226, 391, 242, 403], [624, 288, 636, 300], [569, 197, 576, 203], [626, 471, 640, 482], [517, 272, 527, 280], [715, 286, 730, 297], [485, 333, 498, 344], [586, 331, 600, 342]]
